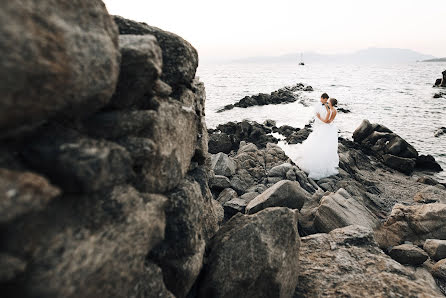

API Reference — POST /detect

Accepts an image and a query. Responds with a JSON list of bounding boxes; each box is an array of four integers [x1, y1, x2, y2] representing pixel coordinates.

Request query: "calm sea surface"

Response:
[[198, 62, 446, 182]]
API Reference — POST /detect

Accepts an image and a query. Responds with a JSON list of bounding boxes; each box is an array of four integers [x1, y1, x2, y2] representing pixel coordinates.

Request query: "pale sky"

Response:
[[103, 0, 446, 60]]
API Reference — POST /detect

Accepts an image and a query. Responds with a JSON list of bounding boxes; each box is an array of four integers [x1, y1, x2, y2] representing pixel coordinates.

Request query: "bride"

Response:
[[288, 93, 339, 180]]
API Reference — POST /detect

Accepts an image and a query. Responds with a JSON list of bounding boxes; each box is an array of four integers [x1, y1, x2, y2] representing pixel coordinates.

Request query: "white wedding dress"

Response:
[[288, 103, 339, 180]]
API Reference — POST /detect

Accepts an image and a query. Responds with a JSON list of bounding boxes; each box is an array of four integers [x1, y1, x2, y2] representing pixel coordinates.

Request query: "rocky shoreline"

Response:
[[216, 83, 313, 113], [1, 2, 446, 297]]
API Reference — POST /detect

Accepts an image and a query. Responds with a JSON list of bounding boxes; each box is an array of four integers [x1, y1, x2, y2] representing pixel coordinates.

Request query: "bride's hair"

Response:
[[329, 98, 338, 107]]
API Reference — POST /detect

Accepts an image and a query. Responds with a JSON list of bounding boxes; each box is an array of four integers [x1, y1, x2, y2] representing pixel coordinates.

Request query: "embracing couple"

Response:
[[288, 93, 340, 180]]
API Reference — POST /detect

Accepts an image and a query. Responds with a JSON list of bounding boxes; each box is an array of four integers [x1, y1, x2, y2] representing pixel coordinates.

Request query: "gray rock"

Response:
[[417, 176, 441, 186], [149, 178, 211, 298], [414, 185, 446, 204], [388, 244, 428, 265], [423, 239, 446, 261], [0, 169, 60, 223], [434, 127, 446, 137], [208, 133, 233, 154], [2, 185, 167, 298], [240, 192, 260, 202], [113, 16, 198, 88], [108, 34, 162, 109], [223, 197, 249, 217], [382, 154, 416, 175], [209, 175, 232, 190], [267, 163, 294, 177], [314, 188, 380, 233], [198, 207, 300, 298], [216, 188, 238, 205], [375, 203, 446, 248], [246, 180, 309, 214], [0, 0, 120, 137], [22, 126, 133, 193], [432, 259, 446, 280], [295, 225, 442, 297], [211, 153, 236, 177]]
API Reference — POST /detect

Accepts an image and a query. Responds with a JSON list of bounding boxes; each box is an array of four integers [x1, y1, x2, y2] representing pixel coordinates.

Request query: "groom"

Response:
[[320, 92, 329, 105]]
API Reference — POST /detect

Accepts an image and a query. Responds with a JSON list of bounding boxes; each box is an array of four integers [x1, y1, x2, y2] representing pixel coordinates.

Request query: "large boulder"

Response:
[[198, 207, 300, 298], [432, 259, 446, 280], [424, 239, 446, 261], [313, 188, 379, 233], [2, 185, 167, 298], [246, 180, 309, 214], [211, 153, 236, 177], [295, 225, 443, 297], [0, 0, 120, 137], [108, 34, 163, 109], [414, 185, 446, 204], [375, 203, 446, 248], [149, 177, 218, 298], [113, 15, 198, 88], [352, 120, 424, 174], [388, 244, 429, 266]]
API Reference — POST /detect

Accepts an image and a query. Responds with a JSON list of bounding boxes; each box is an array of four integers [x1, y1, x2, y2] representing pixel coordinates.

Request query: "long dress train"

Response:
[[287, 103, 339, 180]]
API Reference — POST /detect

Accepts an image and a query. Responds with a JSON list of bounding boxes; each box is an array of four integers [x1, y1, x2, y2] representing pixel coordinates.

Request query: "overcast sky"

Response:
[[103, 0, 446, 60]]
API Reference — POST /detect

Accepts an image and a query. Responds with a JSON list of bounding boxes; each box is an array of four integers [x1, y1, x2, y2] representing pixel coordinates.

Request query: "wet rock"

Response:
[[2, 185, 167, 298], [211, 153, 236, 177], [382, 154, 416, 175], [424, 239, 446, 261], [217, 84, 311, 112], [435, 127, 446, 137], [314, 188, 379, 233], [246, 180, 309, 214], [0, 169, 60, 223], [208, 120, 278, 150], [198, 207, 300, 298], [22, 126, 133, 193], [113, 16, 198, 88], [375, 203, 446, 248], [295, 225, 442, 297], [388, 244, 428, 266], [0, 0, 120, 137], [216, 188, 238, 205], [337, 107, 351, 113], [414, 185, 446, 203], [416, 154, 443, 172], [108, 34, 162, 109]]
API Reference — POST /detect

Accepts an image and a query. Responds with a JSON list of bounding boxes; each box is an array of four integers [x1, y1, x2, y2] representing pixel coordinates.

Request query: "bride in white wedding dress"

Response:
[[288, 94, 339, 180]]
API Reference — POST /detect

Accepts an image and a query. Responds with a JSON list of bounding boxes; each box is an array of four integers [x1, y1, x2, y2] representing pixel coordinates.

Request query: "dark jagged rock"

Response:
[[434, 127, 446, 137], [113, 16, 198, 89], [434, 78, 442, 87], [198, 207, 300, 298], [416, 154, 443, 172], [353, 119, 422, 174], [0, 0, 120, 138], [216, 83, 312, 112], [337, 107, 351, 113], [424, 239, 446, 261], [208, 120, 278, 152]]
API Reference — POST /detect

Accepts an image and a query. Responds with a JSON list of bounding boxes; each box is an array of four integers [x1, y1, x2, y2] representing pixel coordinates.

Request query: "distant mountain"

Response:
[[421, 57, 446, 62], [234, 48, 436, 64]]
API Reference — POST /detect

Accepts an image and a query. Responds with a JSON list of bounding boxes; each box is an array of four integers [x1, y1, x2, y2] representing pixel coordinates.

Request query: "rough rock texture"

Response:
[[435, 127, 446, 137], [414, 185, 446, 203], [313, 188, 379, 233], [388, 244, 429, 266], [432, 259, 446, 280], [374, 203, 446, 248], [245, 180, 309, 214], [0, 13, 217, 298], [113, 15, 198, 89], [424, 239, 446, 261], [217, 83, 312, 112], [0, 0, 120, 137], [295, 225, 443, 297], [211, 153, 236, 177], [198, 207, 300, 298]]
